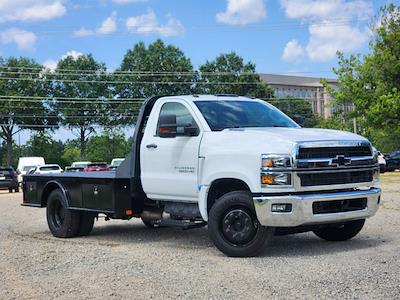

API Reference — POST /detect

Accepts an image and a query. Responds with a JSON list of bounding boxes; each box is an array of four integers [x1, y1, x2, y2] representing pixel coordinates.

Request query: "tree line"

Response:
[[0, 130, 131, 168], [321, 4, 400, 153], [1, 40, 285, 166], [1, 3, 399, 166]]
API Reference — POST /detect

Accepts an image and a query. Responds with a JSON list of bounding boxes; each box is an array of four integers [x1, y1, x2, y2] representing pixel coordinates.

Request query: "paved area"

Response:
[[0, 173, 399, 299]]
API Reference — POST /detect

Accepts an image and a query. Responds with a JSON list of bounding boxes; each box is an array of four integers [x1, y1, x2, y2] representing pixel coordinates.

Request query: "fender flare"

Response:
[[41, 180, 71, 208]]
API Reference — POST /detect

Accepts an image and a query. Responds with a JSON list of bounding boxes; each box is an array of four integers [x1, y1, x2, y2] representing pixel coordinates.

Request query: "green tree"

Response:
[[271, 97, 319, 127], [0, 57, 54, 166], [327, 4, 400, 151], [52, 54, 110, 160], [116, 39, 195, 125], [85, 129, 130, 163], [61, 145, 81, 166], [24, 132, 67, 167], [197, 52, 273, 98]]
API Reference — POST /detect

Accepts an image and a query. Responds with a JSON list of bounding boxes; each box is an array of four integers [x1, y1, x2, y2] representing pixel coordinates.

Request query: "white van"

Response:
[[17, 157, 45, 184]]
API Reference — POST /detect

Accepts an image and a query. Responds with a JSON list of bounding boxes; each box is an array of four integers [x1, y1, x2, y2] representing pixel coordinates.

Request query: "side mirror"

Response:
[[158, 114, 198, 138], [158, 114, 178, 138]]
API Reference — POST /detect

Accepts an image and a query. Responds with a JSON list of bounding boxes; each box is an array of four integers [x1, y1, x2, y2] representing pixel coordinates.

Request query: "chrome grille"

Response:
[[294, 142, 376, 187], [297, 146, 372, 159], [298, 169, 374, 186]]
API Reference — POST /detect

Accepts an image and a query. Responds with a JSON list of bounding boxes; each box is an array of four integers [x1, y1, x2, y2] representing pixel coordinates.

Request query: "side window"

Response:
[[157, 102, 199, 136]]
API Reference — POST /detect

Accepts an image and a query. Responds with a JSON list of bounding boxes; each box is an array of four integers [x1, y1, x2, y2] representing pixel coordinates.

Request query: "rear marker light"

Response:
[[125, 209, 133, 216]]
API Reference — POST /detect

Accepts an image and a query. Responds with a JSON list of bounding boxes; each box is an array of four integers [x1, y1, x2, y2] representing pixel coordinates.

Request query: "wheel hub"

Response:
[[221, 209, 257, 244], [53, 201, 65, 228]]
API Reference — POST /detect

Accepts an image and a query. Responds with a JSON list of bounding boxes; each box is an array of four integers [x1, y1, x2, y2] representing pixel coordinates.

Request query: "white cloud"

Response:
[[112, 0, 147, 3], [306, 22, 368, 61], [61, 50, 84, 60], [74, 11, 118, 37], [126, 9, 185, 37], [97, 11, 117, 35], [0, 0, 66, 23], [282, 39, 305, 62], [0, 28, 37, 50], [43, 59, 58, 70], [216, 0, 266, 25], [280, 0, 372, 21], [279, 0, 373, 62], [73, 27, 94, 37]]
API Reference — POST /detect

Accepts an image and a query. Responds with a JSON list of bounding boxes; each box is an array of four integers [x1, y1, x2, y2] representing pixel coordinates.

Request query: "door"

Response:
[[141, 101, 202, 202]]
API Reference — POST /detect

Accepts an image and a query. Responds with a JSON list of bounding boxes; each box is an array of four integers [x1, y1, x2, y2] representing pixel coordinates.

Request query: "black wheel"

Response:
[[46, 189, 80, 238], [208, 191, 274, 257], [77, 211, 95, 236], [313, 219, 365, 241], [15, 187, 19, 193], [142, 218, 161, 228], [8, 188, 13, 193]]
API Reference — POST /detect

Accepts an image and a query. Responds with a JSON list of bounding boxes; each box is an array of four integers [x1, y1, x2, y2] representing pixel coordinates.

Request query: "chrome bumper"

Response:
[[253, 188, 381, 227]]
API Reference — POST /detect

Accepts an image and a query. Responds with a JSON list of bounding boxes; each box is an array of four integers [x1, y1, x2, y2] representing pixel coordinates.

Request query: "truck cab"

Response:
[[22, 95, 381, 257]]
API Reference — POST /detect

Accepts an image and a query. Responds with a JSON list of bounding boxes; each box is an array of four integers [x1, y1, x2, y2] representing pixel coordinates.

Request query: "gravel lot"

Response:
[[1, 173, 400, 299]]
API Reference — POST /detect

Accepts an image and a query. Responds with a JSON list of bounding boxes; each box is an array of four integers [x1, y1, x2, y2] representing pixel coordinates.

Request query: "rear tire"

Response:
[[77, 212, 95, 236], [46, 189, 80, 238], [8, 188, 13, 193], [313, 219, 365, 241], [208, 191, 274, 257], [15, 187, 19, 193]]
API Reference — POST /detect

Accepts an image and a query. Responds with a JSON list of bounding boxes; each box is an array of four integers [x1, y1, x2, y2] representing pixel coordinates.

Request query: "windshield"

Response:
[[40, 166, 60, 171], [194, 100, 298, 131], [72, 163, 89, 168], [23, 166, 36, 172], [111, 159, 124, 166]]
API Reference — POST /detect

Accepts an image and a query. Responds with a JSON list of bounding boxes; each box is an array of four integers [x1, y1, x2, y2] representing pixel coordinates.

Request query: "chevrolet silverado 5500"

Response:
[[22, 95, 381, 257]]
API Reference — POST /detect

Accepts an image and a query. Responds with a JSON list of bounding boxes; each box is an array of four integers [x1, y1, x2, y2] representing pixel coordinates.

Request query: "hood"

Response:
[[239, 127, 368, 143], [201, 127, 369, 157]]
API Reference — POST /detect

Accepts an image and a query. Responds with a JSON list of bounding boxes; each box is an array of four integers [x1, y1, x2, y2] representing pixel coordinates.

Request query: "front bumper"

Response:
[[253, 188, 381, 227]]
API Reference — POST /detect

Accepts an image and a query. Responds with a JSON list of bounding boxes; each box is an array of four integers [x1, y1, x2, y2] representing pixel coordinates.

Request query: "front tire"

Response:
[[46, 189, 80, 238], [208, 191, 274, 257], [313, 219, 365, 241]]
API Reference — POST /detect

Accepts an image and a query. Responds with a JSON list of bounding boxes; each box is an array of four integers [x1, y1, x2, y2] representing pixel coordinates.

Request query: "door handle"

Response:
[[146, 143, 158, 149]]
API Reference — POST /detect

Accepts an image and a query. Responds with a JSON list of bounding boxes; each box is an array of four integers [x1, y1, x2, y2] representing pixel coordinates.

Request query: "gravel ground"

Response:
[[1, 173, 400, 299]]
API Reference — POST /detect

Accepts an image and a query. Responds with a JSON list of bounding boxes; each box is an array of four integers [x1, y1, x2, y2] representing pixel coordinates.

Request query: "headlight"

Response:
[[261, 154, 292, 169]]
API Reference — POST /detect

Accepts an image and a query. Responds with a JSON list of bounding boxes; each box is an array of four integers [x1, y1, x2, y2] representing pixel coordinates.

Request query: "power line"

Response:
[[0, 76, 282, 85], [30, 16, 366, 30], [0, 70, 335, 77], [0, 97, 313, 104], [0, 96, 145, 104], [0, 67, 335, 75], [20, 18, 369, 36], [0, 123, 132, 128]]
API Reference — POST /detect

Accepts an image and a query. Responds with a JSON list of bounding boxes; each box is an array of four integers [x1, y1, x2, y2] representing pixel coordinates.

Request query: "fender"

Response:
[[41, 180, 71, 208], [197, 173, 254, 222]]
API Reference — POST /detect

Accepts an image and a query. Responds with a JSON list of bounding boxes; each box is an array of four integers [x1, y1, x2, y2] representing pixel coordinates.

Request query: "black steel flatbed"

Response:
[[22, 96, 162, 218]]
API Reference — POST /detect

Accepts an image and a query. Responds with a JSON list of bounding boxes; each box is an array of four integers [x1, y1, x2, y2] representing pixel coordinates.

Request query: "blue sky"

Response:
[[1, 0, 396, 78], [0, 0, 397, 144]]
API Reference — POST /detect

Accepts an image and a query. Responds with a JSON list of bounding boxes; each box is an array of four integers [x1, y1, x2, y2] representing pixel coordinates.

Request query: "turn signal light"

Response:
[[261, 174, 275, 184], [125, 209, 133, 216]]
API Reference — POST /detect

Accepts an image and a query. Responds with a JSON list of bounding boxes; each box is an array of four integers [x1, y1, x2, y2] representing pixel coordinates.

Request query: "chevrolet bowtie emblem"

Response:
[[330, 155, 351, 167]]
